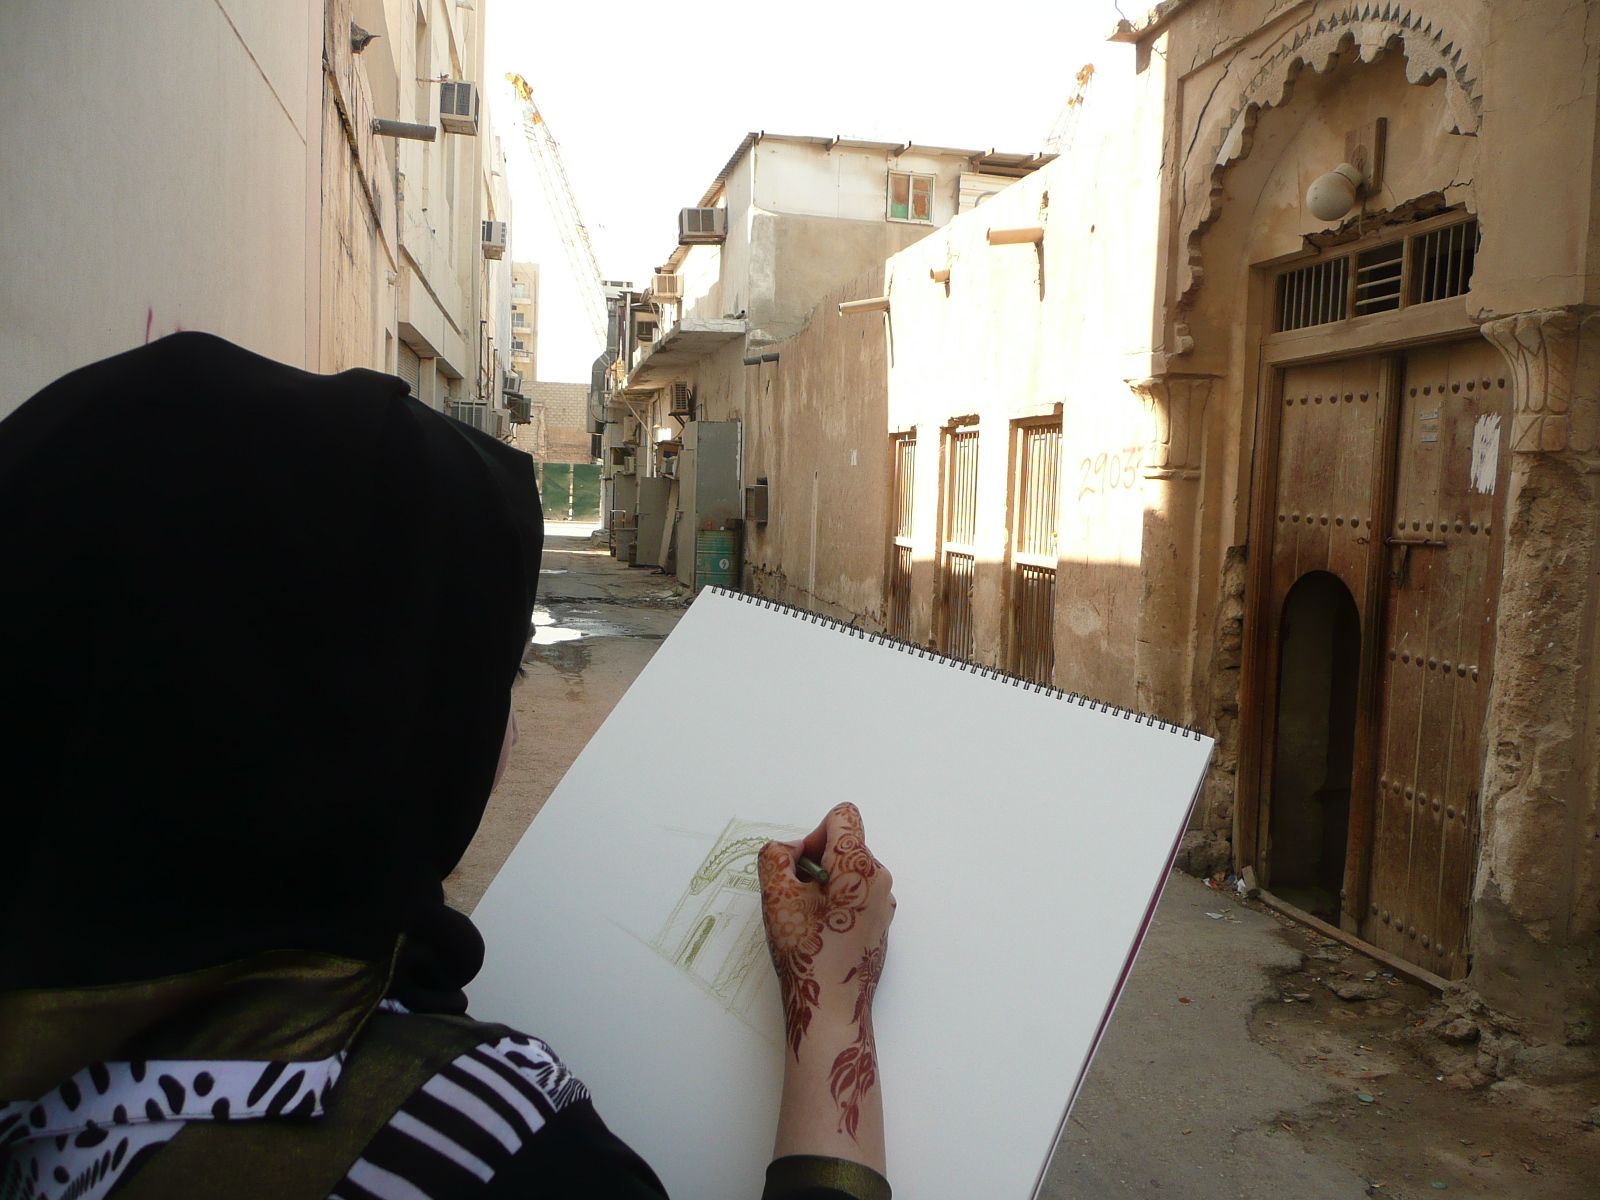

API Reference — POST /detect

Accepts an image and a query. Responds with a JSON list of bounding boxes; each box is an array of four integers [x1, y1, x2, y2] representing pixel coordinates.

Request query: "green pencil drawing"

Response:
[[651, 817, 804, 1018]]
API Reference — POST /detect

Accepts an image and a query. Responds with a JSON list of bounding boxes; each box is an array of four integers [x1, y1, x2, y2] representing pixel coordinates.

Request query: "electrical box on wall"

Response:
[[744, 483, 769, 525]]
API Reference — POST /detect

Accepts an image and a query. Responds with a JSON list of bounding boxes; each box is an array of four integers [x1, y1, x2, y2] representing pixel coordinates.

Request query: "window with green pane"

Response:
[[887, 171, 934, 223]]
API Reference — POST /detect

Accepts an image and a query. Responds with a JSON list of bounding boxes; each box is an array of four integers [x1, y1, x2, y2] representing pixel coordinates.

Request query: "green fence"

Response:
[[537, 463, 601, 522]]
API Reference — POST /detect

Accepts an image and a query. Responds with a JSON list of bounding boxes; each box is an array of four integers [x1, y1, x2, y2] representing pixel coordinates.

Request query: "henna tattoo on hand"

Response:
[[760, 803, 880, 1060], [828, 936, 887, 1141], [761, 843, 824, 1058]]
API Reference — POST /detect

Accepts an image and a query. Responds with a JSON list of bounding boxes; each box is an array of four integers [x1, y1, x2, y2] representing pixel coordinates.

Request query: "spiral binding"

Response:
[[704, 586, 1206, 740]]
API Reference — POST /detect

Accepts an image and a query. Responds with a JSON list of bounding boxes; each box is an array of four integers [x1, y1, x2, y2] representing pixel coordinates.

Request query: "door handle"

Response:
[[1385, 535, 1445, 587], [1384, 535, 1446, 548]]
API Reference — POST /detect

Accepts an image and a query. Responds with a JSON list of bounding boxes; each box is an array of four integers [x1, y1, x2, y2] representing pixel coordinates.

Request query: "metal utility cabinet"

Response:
[[674, 420, 742, 591], [634, 476, 672, 568]]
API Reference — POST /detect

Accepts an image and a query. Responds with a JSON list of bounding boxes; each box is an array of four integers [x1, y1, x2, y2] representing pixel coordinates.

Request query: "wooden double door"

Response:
[[1255, 339, 1511, 978]]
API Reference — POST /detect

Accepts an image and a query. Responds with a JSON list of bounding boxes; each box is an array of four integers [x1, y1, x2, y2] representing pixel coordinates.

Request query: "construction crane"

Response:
[[1044, 63, 1096, 154], [505, 73, 609, 345]]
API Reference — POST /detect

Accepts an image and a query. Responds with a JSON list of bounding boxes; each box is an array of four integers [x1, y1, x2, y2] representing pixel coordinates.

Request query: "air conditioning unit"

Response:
[[439, 81, 481, 135], [744, 483, 769, 525], [650, 272, 684, 300], [678, 207, 727, 245], [481, 220, 507, 258], [502, 371, 522, 393], [668, 381, 692, 418]]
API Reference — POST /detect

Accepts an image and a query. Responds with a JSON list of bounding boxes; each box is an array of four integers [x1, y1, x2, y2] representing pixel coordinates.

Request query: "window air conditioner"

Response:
[[650, 272, 684, 300], [502, 370, 522, 393], [678, 207, 727, 246], [668, 381, 692, 418], [481, 220, 507, 259], [439, 81, 481, 135]]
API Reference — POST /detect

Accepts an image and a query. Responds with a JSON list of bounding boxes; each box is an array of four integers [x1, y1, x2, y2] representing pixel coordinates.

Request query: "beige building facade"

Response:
[[3, 0, 512, 437], [731, 0, 1600, 1043], [604, 133, 1052, 582]]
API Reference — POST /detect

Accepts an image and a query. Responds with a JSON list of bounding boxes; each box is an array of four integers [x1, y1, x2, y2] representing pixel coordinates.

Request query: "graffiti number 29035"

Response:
[[1078, 446, 1144, 500]]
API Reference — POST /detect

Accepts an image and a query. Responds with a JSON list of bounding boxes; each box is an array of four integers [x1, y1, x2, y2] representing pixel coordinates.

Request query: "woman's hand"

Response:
[[759, 803, 895, 1167]]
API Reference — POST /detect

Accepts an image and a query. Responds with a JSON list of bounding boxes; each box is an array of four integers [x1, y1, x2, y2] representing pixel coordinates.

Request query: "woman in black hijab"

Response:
[[0, 334, 894, 1200]]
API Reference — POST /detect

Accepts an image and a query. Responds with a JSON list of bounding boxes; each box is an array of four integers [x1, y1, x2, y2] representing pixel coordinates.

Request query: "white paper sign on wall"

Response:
[[1471, 413, 1502, 494]]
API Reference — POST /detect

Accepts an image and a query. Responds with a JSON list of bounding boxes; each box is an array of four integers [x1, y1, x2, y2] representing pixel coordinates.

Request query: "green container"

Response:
[[694, 529, 738, 593]]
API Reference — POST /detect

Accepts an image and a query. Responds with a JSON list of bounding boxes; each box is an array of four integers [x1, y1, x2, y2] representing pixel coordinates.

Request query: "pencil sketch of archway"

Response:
[[652, 817, 805, 1018]]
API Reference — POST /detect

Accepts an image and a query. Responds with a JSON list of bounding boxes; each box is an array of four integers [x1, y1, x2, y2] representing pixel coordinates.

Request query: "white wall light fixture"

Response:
[[1306, 163, 1365, 222]]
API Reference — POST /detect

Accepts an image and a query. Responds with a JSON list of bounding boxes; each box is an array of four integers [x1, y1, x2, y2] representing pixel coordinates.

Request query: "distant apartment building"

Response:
[[510, 263, 540, 385], [595, 133, 1051, 581]]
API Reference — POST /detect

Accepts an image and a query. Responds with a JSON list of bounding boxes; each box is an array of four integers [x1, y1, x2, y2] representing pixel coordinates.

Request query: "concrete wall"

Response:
[[678, 140, 1013, 344], [1, 0, 500, 418], [527, 381, 592, 464], [1, 0, 323, 412], [320, 0, 400, 376], [750, 142, 967, 227], [393, 0, 487, 405], [740, 270, 893, 621]]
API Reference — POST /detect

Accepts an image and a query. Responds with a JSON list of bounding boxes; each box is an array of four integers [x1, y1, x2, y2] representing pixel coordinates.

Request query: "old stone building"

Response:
[[723, 0, 1599, 1040]]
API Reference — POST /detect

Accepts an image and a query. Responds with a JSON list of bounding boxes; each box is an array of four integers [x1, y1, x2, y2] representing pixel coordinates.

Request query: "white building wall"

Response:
[[750, 142, 964, 226], [480, 132, 514, 431], [394, 0, 486, 408], [1, 0, 323, 415]]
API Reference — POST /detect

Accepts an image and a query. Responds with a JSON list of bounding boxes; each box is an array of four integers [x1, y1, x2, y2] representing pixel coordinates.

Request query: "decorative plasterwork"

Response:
[[1480, 309, 1600, 455], [1173, 4, 1483, 351], [1132, 374, 1218, 479]]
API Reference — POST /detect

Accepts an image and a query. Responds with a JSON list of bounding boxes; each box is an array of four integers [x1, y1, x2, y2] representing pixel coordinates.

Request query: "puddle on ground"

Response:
[[528, 602, 666, 645], [539, 569, 568, 575], [530, 608, 584, 645]]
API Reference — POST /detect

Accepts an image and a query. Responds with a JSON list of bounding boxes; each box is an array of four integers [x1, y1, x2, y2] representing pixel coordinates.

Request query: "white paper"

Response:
[[469, 589, 1214, 1199]]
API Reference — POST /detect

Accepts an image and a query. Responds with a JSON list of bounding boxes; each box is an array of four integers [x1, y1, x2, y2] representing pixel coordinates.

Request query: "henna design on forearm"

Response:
[[827, 935, 887, 1140]]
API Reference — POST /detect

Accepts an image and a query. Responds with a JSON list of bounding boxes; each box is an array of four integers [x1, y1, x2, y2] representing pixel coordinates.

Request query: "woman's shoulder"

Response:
[[333, 1013, 665, 1200]]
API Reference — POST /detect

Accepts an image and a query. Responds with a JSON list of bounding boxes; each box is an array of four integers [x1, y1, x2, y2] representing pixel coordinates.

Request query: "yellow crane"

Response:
[[506, 73, 609, 345]]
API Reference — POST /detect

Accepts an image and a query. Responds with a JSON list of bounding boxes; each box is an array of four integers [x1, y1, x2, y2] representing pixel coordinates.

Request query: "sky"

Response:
[[483, 1, 1129, 382]]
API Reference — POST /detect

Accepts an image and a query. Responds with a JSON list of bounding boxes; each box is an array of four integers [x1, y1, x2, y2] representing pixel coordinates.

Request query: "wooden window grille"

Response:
[[1410, 220, 1478, 306], [889, 432, 916, 640], [939, 425, 979, 659], [1276, 256, 1349, 331], [1353, 240, 1404, 315], [1010, 420, 1061, 684], [1272, 216, 1479, 334]]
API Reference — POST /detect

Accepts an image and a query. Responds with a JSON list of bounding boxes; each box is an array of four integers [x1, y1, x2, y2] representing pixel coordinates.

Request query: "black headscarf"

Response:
[[0, 333, 542, 1014]]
